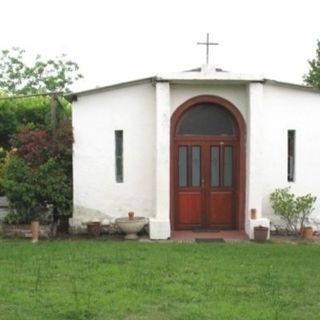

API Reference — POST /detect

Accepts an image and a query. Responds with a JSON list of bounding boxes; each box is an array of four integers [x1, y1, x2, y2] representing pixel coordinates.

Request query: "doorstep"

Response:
[[170, 230, 248, 242]]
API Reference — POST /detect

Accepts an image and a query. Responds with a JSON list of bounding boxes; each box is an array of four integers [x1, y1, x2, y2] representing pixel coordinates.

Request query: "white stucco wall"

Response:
[[170, 83, 248, 120], [261, 83, 320, 229], [72, 81, 156, 227]]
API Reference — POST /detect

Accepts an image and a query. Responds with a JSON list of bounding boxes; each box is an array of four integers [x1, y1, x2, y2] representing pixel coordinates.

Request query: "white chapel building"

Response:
[[68, 65, 320, 239]]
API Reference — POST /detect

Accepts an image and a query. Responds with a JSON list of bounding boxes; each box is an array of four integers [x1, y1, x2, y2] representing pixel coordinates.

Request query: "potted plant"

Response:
[[270, 187, 317, 238]]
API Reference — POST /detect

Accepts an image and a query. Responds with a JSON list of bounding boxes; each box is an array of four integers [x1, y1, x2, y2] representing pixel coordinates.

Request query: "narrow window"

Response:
[[115, 130, 123, 182], [191, 146, 201, 187], [224, 146, 233, 187], [211, 146, 220, 187], [178, 146, 188, 187], [288, 130, 295, 182]]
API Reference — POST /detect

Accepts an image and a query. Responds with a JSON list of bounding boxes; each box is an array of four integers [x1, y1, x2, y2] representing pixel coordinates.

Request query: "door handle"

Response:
[[201, 178, 205, 187]]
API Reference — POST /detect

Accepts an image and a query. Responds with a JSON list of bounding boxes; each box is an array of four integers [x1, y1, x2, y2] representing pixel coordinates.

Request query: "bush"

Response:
[[37, 158, 72, 215], [2, 120, 73, 224], [0, 96, 71, 149], [2, 156, 71, 224], [0, 147, 7, 195], [0, 96, 49, 149], [270, 187, 316, 236], [2, 156, 43, 222]]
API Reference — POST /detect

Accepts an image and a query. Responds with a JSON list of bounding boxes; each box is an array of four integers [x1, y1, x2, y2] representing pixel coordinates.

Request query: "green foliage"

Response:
[[0, 96, 49, 149], [37, 158, 72, 215], [0, 47, 83, 95], [1, 120, 73, 223], [270, 187, 316, 236], [2, 210, 29, 225], [0, 147, 7, 195], [2, 156, 72, 223], [2, 156, 43, 222], [0, 96, 71, 149], [304, 39, 320, 89]]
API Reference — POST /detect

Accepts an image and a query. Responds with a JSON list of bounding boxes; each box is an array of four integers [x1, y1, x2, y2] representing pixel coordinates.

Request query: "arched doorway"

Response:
[[171, 95, 246, 230]]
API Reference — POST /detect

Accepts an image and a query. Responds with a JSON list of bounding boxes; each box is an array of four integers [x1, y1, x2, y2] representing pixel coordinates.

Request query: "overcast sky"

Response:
[[0, 0, 319, 91]]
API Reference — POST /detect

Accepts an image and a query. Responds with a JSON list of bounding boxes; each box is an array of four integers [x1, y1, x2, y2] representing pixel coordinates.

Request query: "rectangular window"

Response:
[[288, 130, 295, 182], [211, 146, 220, 187], [224, 146, 233, 187], [191, 146, 201, 187], [115, 130, 123, 182], [178, 146, 188, 187]]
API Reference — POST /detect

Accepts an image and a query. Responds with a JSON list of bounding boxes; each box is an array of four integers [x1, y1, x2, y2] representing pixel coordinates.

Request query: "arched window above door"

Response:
[[176, 103, 235, 136]]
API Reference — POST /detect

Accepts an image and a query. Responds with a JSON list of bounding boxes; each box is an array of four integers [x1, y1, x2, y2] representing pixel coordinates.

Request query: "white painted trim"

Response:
[[153, 81, 171, 239], [245, 83, 264, 235]]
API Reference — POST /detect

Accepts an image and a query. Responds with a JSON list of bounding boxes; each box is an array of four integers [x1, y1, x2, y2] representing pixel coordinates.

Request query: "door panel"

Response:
[[175, 141, 236, 229], [207, 192, 233, 227], [177, 192, 202, 225], [176, 143, 204, 228]]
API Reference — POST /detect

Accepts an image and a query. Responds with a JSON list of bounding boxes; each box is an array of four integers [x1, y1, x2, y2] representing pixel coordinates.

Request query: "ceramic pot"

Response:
[[250, 208, 257, 219], [115, 217, 147, 240], [302, 227, 313, 240], [87, 221, 101, 236], [254, 226, 268, 243], [31, 220, 40, 243]]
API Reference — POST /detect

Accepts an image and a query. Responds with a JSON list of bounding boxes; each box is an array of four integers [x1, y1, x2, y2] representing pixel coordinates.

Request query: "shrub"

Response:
[[0, 147, 7, 195], [2, 120, 73, 224], [270, 187, 316, 236], [2, 156, 71, 224], [2, 156, 44, 222], [37, 158, 72, 215], [0, 96, 71, 149], [0, 96, 50, 149]]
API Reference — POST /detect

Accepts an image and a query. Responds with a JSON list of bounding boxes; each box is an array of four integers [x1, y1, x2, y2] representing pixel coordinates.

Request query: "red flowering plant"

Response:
[[10, 128, 50, 167], [2, 120, 73, 224]]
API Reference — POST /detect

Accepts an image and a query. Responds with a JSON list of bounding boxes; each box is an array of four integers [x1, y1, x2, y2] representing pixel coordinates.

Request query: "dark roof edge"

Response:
[[65, 77, 154, 102], [64, 76, 320, 102]]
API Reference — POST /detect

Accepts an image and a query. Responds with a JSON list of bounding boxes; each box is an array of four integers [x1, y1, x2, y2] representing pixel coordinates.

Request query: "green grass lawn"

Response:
[[0, 239, 320, 320]]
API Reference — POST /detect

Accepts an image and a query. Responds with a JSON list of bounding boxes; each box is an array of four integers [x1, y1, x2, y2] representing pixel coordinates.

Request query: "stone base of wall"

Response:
[[1, 224, 51, 239], [69, 221, 120, 235]]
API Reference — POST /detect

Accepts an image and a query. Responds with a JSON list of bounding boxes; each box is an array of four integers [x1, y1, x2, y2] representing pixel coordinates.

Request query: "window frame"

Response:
[[115, 130, 123, 183], [287, 130, 295, 182]]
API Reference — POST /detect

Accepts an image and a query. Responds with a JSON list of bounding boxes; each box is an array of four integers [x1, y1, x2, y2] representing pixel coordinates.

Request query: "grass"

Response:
[[0, 239, 320, 320]]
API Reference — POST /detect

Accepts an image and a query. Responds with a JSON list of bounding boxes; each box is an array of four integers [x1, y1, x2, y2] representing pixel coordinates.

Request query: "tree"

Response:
[[304, 39, 320, 89], [0, 47, 83, 95]]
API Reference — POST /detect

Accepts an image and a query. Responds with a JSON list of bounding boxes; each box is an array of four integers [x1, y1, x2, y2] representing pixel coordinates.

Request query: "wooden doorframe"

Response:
[[170, 95, 246, 230]]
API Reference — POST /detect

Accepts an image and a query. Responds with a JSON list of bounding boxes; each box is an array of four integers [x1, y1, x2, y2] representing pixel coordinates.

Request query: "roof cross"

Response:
[[197, 33, 219, 65]]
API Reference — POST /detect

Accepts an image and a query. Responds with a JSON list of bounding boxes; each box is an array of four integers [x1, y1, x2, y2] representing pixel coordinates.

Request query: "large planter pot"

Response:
[[254, 226, 268, 243], [115, 216, 147, 240], [87, 221, 101, 236], [31, 220, 40, 243], [302, 227, 313, 240]]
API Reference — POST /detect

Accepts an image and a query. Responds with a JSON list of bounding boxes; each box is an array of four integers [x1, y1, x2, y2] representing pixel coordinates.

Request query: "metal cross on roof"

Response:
[[197, 33, 219, 65]]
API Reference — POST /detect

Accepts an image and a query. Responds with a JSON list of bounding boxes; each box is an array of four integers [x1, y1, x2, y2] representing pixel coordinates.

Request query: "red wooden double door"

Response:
[[174, 139, 236, 229], [171, 98, 243, 230]]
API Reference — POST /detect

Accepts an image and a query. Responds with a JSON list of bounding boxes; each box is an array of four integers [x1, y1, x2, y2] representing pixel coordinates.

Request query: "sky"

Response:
[[0, 0, 319, 92]]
